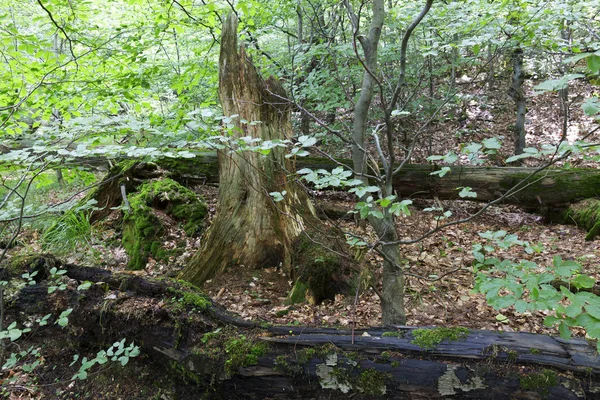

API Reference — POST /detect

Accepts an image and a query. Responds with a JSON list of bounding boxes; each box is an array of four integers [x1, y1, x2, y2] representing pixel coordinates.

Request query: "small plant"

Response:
[[472, 230, 600, 352], [70, 339, 141, 380], [42, 211, 93, 254]]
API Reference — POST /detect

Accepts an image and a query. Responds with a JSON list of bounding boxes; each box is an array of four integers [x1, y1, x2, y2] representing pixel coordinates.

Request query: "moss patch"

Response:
[[520, 369, 558, 394], [223, 335, 268, 375], [411, 327, 469, 350], [122, 179, 207, 270], [564, 199, 600, 240], [288, 226, 354, 304], [356, 368, 391, 395], [167, 283, 211, 313]]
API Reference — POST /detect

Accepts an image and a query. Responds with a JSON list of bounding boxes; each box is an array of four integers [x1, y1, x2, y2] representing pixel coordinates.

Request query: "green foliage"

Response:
[[473, 230, 600, 351], [41, 211, 93, 254], [0, 270, 139, 387], [167, 284, 211, 313], [70, 339, 141, 380], [411, 327, 469, 350]]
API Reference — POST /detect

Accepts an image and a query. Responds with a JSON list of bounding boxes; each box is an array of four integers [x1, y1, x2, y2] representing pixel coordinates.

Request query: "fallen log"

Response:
[[4, 144, 599, 208], [3, 256, 599, 399], [157, 154, 600, 208]]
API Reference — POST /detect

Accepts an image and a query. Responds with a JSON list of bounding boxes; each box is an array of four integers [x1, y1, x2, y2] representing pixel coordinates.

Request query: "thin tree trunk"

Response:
[[508, 48, 526, 155], [181, 15, 316, 285], [559, 21, 572, 142]]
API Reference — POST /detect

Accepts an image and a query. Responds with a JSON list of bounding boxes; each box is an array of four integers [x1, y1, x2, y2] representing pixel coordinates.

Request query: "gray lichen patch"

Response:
[[316, 364, 352, 393], [438, 365, 487, 396]]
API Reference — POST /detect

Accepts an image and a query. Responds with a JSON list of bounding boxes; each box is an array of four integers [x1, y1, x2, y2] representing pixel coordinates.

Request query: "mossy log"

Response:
[[3, 256, 599, 399], [564, 199, 600, 240], [159, 155, 600, 209], [121, 178, 208, 270], [5, 144, 600, 210]]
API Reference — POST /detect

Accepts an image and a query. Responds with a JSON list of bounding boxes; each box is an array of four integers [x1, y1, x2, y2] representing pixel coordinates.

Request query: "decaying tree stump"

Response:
[[180, 15, 352, 301], [3, 256, 599, 399]]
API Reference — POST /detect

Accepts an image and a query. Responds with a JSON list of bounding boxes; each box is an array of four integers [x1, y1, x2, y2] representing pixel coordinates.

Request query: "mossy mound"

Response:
[[564, 199, 600, 240], [287, 226, 353, 305], [122, 179, 207, 270]]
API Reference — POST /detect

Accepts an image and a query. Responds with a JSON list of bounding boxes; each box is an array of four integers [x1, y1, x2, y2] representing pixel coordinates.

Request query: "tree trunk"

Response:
[[180, 15, 317, 285], [5, 256, 599, 399], [508, 47, 527, 155]]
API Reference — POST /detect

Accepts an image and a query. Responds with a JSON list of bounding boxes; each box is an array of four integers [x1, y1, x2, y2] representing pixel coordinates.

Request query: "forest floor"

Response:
[[9, 183, 599, 339]]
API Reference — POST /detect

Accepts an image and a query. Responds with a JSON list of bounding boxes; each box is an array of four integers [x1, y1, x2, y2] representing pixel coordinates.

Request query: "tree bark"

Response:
[[180, 15, 317, 285], [508, 47, 527, 155], [5, 256, 599, 399]]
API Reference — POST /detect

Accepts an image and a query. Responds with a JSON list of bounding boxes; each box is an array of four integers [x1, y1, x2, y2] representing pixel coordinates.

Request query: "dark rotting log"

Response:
[[3, 256, 599, 399]]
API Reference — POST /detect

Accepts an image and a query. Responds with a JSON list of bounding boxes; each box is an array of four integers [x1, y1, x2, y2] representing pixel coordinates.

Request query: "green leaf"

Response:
[[570, 274, 596, 289], [495, 313, 509, 323], [514, 300, 530, 313], [558, 321, 571, 339], [585, 304, 600, 320], [587, 55, 600, 74], [543, 315, 561, 327], [582, 98, 600, 117], [77, 281, 93, 291], [494, 295, 516, 309], [430, 167, 451, 177], [482, 137, 502, 150], [565, 304, 582, 319], [458, 187, 477, 198], [473, 251, 485, 264], [269, 191, 286, 202]]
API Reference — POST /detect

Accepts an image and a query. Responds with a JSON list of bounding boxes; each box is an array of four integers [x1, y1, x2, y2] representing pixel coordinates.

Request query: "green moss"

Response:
[[507, 350, 519, 362], [411, 327, 469, 350], [275, 309, 290, 317], [356, 368, 390, 395], [390, 360, 400, 368], [288, 226, 353, 305], [382, 331, 404, 338], [169, 360, 203, 384], [122, 179, 207, 269], [224, 335, 268, 375], [529, 348, 540, 355], [286, 280, 309, 305], [295, 348, 316, 364], [564, 199, 600, 240], [520, 369, 558, 394], [168, 287, 211, 312], [201, 328, 222, 344]]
